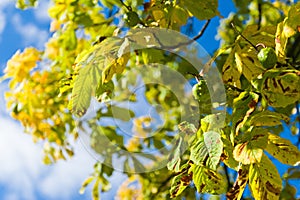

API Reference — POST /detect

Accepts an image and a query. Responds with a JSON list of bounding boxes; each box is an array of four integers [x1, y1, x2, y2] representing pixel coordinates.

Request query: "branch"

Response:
[[119, 0, 131, 11], [257, 2, 262, 30], [152, 19, 211, 49], [192, 19, 211, 41], [231, 22, 258, 51]]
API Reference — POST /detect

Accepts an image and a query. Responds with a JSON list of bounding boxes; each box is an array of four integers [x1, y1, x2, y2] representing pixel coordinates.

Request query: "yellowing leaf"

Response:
[[226, 166, 249, 200], [234, 44, 264, 82], [233, 128, 268, 165], [170, 162, 192, 198], [79, 176, 95, 194], [266, 133, 300, 166], [5, 47, 40, 83], [71, 37, 127, 116], [233, 143, 263, 165], [191, 164, 227, 194], [102, 52, 130, 83], [222, 46, 242, 88], [249, 110, 289, 126], [249, 154, 282, 200], [70, 61, 102, 117]]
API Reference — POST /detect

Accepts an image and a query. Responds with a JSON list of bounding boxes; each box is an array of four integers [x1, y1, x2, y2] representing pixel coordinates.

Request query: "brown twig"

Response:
[[231, 22, 258, 51], [257, 1, 262, 30]]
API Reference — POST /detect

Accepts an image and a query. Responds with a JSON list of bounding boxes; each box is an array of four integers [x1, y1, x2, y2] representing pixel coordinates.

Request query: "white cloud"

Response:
[[11, 13, 49, 49], [0, 113, 94, 199], [0, 83, 126, 199], [0, 10, 6, 34], [0, 0, 12, 9], [34, 0, 51, 22]]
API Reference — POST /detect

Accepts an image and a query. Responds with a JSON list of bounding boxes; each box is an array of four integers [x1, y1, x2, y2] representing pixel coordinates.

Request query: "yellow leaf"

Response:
[[5, 47, 40, 83], [249, 154, 282, 200]]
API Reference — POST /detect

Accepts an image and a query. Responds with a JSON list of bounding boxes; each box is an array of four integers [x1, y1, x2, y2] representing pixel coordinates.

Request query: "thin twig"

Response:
[[231, 22, 258, 51], [192, 19, 211, 41], [257, 2, 262, 30], [152, 19, 211, 50], [119, 0, 131, 11]]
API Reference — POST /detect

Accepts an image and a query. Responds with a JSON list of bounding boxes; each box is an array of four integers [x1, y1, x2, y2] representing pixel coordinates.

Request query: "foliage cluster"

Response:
[[3, 0, 300, 199]]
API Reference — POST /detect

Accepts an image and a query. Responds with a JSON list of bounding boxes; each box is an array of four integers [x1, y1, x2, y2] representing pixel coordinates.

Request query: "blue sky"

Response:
[[0, 0, 299, 200]]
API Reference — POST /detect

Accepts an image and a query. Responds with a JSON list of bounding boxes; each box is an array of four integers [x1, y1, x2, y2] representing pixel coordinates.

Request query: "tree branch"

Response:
[[152, 19, 211, 50], [231, 22, 258, 51], [257, 1, 262, 30], [192, 19, 211, 41]]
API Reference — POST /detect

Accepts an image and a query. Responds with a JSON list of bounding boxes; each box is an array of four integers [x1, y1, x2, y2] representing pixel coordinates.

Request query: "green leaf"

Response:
[[141, 48, 164, 64], [191, 164, 227, 194], [249, 154, 282, 200], [70, 37, 127, 117], [190, 131, 223, 170], [167, 135, 186, 172], [249, 110, 289, 126], [180, 0, 220, 20], [70, 60, 102, 117], [265, 133, 300, 165], [280, 182, 297, 200]]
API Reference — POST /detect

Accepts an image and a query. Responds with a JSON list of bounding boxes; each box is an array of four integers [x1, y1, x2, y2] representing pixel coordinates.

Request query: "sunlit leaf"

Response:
[[249, 110, 289, 126], [226, 166, 249, 200], [249, 154, 282, 200], [190, 131, 223, 170], [180, 0, 220, 20], [191, 164, 227, 194], [233, 128, 268, 165], [265, 133, 300, 166], [170, 162, 192, 198], [80, 176, 95, 194]]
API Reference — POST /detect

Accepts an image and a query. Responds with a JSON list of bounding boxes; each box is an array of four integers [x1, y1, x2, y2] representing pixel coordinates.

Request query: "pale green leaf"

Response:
[[70, 61, 102, 117], [190, 131, 223, 170]]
